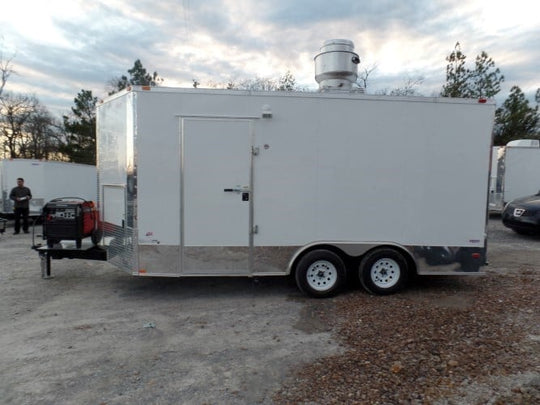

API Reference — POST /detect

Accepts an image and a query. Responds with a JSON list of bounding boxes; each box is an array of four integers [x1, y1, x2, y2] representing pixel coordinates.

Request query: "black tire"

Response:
[[512, 228, 534, 235], [359, 248, 409, 295], [295, 249, 346, 298]]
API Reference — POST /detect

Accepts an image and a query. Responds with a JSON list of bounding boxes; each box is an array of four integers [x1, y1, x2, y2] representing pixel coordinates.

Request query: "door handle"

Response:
[[223, 186, 249, 193]]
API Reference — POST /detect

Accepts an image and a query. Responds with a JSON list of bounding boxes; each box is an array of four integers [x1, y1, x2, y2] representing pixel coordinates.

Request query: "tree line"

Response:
[[1, 42, 539, 165]]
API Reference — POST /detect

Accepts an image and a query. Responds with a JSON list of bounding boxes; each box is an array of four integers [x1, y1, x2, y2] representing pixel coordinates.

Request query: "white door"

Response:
[[182, 118, 252, 274], [103, 185, 126, 229]]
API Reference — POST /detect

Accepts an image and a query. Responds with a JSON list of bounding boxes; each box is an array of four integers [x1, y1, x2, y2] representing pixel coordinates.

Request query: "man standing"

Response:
[[9, 177, 32, 234]]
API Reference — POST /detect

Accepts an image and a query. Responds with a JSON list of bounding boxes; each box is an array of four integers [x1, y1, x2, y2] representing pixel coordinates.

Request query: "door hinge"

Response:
[[252, 146, 260, 156], [252, 225, 259, 234]]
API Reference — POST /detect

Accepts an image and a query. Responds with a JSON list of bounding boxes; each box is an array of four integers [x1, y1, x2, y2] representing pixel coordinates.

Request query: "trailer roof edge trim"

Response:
[[100, 85, 496, 106]]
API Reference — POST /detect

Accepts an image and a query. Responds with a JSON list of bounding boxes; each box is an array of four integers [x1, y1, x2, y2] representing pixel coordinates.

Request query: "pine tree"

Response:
[[441, 42, 504, 99], [109, 59, 163, 95], [494, 86, 540, 145], [60, 90, 97, 164]]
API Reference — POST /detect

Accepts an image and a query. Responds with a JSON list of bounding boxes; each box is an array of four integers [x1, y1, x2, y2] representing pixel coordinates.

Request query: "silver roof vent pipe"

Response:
[[314, 39, 361, 92]]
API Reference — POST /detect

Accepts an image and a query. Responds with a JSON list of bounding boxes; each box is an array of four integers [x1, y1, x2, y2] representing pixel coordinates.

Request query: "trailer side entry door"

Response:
[[181, 118, 253, 275]]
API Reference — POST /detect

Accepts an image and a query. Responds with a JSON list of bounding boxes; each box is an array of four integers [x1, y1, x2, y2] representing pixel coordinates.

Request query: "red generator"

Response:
[[42, 198, 97, 248]]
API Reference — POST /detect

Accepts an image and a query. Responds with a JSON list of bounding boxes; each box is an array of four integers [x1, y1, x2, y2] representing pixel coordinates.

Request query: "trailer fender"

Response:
[[287, 242, 417, 277]]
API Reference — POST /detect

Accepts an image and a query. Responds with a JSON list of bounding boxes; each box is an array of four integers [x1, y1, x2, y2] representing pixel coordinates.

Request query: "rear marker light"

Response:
[[471, 253, 481, 259]]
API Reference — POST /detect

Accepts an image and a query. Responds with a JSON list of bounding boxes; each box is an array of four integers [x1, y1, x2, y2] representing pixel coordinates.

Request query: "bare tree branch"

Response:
[[358, 64, 378, 91], [0, 39, 16, 98]]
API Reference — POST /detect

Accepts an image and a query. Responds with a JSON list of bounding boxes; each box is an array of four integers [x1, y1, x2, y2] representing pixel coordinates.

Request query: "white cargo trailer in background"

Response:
[[0, 159, 97, 217], [488, 146, 504, 211], [489, 139, 540, 212]]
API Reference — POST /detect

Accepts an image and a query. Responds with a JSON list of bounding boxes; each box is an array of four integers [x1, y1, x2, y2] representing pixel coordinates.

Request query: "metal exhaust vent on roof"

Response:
[[314, 39, 360, 91]]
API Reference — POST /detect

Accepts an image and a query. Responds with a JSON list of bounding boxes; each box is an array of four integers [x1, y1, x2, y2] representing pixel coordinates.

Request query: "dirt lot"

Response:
[[0, 217, 538, 404]]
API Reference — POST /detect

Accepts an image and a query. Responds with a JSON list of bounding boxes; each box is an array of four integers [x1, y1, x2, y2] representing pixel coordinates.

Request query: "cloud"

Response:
[[1, 0, 539, 117]]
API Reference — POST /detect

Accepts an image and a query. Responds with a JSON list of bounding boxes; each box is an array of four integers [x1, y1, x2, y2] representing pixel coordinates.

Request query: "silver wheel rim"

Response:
[[371, 258, 401, 288], [306, 260, 338, 292]]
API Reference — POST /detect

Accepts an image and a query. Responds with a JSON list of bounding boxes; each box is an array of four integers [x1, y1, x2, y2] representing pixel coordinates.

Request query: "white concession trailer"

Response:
[[41, 40, 497, 297], [0, 159, 97, 217], [95, 45, 495, 297]]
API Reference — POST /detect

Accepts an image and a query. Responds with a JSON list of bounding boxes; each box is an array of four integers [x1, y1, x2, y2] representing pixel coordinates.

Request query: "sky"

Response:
[[1, 0, 539, 117]]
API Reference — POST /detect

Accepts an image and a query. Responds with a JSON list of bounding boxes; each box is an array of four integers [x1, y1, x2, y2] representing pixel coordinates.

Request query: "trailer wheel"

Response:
[[295, 250, 346, 298], [359, 248, 408, 295]]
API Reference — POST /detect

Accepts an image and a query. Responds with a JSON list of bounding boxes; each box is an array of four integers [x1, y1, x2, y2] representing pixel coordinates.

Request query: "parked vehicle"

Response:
[[502, 192, 540, 234], [34, 39, 496, 297], [0, 159, 97, 217]]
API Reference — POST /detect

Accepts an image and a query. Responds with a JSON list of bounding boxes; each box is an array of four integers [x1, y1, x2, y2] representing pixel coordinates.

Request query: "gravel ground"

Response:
[[275, 217, 540, 404], [0, 217, 538, 404]]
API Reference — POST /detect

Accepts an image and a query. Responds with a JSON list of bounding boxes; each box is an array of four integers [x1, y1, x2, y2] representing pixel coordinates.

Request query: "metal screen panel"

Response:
[[102, 185, 135, 272], [107, 224, 135, 272]]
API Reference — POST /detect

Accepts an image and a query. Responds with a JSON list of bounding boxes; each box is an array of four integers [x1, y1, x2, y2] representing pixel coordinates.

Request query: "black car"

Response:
[[502, 191, 540, 234]]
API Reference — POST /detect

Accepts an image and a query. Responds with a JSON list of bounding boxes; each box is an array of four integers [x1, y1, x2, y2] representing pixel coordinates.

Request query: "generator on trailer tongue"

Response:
[[42, 198, 98, 248], [46, 39, 497, 297]]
